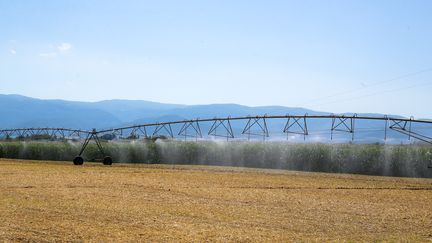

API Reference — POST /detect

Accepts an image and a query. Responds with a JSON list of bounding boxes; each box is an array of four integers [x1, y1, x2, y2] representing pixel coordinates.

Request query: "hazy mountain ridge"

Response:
[[0, 94, 427, 142], [0, 94, 330, 129]]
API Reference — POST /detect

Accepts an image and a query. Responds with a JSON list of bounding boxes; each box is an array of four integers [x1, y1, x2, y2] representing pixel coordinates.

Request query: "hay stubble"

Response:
[[0, 159, 431, 241]]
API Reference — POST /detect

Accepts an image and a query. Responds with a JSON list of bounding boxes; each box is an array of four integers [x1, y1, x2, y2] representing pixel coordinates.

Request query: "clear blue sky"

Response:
[[1, 0, 431, 118]]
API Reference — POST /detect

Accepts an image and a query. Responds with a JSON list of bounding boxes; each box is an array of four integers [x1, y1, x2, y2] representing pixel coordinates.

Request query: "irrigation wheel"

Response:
[[103, 156, 113, 165], [73, 156, 84, 165]]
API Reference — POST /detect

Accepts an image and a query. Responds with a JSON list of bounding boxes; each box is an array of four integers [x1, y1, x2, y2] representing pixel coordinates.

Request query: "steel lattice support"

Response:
[[111, 129, 124, 139], [178, 120, 202, 140], [0, 128, 88, 140], [331, 114, 356, 141], [50, 129, 65, 139], [208, 117, 234, 140], [70, 131, 84, 139], [1, 114, 432, 167], [73, 129, 112, 166], [283, 114, 309, 140], [389, 118, 432, 144], [0, 130, 8, 139], [153, 123, 174, 138], [242, 116, 269, 140], [130, 126, 148, 139]]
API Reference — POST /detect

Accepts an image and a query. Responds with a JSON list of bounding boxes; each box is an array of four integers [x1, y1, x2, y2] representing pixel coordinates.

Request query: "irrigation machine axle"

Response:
[[73, 129, 112, 166]]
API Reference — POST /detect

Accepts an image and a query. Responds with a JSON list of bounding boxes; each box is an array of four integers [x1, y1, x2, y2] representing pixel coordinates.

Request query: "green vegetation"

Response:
[[0, 140, 431, 177]]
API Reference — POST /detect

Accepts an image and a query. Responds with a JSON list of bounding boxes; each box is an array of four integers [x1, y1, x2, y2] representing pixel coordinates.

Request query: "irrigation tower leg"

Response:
[[73, 129, 112, 165]]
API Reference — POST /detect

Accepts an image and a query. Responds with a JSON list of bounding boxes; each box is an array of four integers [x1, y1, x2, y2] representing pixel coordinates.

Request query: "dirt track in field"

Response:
[[0, 158, 431, 242]]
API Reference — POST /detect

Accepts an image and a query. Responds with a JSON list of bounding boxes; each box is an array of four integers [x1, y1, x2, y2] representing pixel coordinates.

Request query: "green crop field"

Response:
[[0, 140, 431, 177]]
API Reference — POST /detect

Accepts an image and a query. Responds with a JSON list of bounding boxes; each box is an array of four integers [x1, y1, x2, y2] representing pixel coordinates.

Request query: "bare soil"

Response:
[[0, 159, 431, 242]]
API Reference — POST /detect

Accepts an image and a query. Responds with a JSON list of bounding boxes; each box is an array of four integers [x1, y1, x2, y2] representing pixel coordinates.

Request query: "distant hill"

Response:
[[0, 95, 121, 129], [0, 94, 325, 129], [0, 94, 427, 142], [88, 99, 186, 122]]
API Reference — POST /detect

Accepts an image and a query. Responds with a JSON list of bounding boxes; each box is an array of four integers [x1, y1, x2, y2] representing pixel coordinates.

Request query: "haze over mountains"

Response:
[[0, 94, 327, 129], [0, 94, 429, 142]]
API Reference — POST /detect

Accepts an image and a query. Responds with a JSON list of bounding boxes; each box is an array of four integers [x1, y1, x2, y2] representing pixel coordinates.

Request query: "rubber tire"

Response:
[[103, 156, 113, 165], [73, 156, 84, 165]]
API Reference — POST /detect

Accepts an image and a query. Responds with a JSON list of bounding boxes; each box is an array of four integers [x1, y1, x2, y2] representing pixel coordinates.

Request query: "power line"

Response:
[[298, 67, 432, 107], [312, 80, 432, 107]]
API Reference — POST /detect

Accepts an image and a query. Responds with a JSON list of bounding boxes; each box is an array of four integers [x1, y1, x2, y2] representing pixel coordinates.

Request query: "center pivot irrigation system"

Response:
[[1, 114, 432, 166]]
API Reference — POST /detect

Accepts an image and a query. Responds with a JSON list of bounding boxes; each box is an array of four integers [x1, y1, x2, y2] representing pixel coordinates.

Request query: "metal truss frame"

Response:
[[283, 114, 309, 140], [73, 129, 112, 165], [389, 118, 432, 144], [2, 114, 432, 166], [242, 115, 269, 140], [178, 120, 202, 140], [331, 114, 356, 141], [208, 117, 234, 139], [152, 123, 174, 138], [0, 128, 88, 140]]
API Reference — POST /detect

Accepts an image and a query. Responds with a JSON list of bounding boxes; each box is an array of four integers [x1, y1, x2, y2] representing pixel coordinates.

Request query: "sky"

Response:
[[1, 0, 431, 118]]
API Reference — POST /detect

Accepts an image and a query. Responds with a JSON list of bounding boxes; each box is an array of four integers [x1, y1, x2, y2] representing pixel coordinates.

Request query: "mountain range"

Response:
[[0, 94, 326, 129], [0, 94, 429, 142]]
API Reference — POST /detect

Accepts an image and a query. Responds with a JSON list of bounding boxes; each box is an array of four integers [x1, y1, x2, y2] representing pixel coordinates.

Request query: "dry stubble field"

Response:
[[0, 158, 431, 242]]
